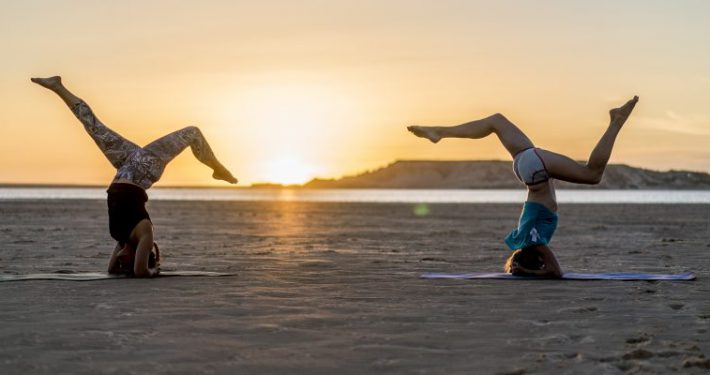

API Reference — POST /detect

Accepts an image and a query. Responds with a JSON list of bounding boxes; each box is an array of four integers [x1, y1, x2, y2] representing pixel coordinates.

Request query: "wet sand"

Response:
[[1, 200, 709, 374]]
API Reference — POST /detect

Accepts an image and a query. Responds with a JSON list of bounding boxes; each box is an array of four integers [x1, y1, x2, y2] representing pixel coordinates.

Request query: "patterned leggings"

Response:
[[72, 101, 219, 189]]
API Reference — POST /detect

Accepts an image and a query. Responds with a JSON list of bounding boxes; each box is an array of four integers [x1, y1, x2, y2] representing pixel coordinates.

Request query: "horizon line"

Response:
[[1, 159, 709, 189]]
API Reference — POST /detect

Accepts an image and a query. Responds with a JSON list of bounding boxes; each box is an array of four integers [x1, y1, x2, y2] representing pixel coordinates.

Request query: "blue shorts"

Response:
[[504, 201, 558, 250]]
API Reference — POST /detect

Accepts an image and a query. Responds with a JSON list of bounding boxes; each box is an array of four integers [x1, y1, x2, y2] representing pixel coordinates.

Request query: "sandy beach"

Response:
[[1, 199, 709, 374]]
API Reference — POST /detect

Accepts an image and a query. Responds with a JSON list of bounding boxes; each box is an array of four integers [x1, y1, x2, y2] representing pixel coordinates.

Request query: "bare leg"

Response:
[[31, 76, 140, 169], [107, 242, 124, 274], [143, 126, 237, 184], [408, 113, 534, 157], [537, 96, 639, 184]]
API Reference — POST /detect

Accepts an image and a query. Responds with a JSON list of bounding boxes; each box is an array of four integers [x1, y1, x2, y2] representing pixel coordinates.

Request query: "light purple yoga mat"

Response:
[[421, 272, 696, 281]]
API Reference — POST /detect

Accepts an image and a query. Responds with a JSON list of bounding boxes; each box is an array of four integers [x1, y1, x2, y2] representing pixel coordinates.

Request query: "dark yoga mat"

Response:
[[0, 271, 235, 282]]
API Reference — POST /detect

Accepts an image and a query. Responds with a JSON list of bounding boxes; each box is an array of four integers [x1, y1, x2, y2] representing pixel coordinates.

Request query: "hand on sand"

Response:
[[609, 96, 639, 127], [510, 262, 525, 276], [407, 126, 441, 143]]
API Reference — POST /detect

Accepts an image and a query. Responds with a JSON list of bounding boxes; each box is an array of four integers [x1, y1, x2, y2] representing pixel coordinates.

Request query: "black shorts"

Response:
[[106, 183, 151, 244]]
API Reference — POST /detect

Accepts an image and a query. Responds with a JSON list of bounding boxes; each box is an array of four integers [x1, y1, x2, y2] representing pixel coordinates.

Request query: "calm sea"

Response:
[[0, 187, 709, 203]]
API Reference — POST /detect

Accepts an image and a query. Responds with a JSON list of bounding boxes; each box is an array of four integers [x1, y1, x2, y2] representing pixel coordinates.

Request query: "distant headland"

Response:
[[300, 160, 710, 190]]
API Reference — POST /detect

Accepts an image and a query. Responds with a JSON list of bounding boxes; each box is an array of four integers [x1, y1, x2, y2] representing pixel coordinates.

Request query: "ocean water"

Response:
[[1, 187, 710, 203]]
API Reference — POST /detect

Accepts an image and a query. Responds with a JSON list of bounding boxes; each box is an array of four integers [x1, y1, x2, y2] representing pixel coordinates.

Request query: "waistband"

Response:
[[107, 182, 148, 201], [513, 147, 535, 159]]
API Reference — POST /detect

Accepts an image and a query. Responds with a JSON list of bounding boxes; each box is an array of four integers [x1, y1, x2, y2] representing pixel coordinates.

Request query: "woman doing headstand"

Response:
[[408, 96, 639, 278], [32, 76, 238, 278]]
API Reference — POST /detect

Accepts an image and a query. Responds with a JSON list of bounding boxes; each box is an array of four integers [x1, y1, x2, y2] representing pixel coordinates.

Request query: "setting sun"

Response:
[[214, 80, 362, 185], [261, 155, 323, 185]]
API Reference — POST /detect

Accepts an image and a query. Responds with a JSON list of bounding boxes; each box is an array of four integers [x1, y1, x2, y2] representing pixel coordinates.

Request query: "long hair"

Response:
[[504, 246, 545, 274]]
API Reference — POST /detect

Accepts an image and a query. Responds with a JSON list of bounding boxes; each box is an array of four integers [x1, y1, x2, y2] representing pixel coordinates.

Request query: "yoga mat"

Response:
[[420, 272, 696, 281], [0, 271, 235, 282]]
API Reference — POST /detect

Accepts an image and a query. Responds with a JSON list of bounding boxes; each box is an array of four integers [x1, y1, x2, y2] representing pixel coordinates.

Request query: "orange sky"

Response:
[[1, 1, 709, 186]]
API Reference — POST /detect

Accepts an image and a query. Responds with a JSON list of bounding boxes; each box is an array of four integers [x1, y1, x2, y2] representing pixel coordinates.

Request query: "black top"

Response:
[[106, 183, 151, 244]]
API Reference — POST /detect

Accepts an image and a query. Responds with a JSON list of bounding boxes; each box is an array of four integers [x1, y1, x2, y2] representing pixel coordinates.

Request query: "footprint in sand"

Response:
[[583, 296, 605, 302], [496, 368, 527, 375], [669, 303, 685, 310], [569, 306, 598, 313], [625, 335, 651, 345], [614, 361, 637, 372], [682, 357, 710, 369], [622, 348, 654, 360], [12, 239, 35, 244], [661, 238, 682, 243]]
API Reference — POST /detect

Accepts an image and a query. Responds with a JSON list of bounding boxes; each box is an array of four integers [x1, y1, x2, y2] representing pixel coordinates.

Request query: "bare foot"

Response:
[[407, 126, 442, 143], [30, 76, 62, 90], [609, 96, 639, 126], [212, 165, 238, 184]]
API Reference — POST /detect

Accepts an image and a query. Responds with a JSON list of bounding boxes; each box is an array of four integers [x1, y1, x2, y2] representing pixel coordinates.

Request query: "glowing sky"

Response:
[[1, 0, 709, 186]]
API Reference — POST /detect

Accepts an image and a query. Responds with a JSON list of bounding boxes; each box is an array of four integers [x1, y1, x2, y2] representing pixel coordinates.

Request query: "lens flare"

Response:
[[413, 203, 430, 217]]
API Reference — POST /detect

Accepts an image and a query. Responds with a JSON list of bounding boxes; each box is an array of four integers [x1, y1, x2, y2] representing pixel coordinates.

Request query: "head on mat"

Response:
[[504, 246, 543, 274], [503, 245, 561, 278]]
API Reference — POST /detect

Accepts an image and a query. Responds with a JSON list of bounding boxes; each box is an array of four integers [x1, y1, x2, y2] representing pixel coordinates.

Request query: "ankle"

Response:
[[608, 121, 623, 131]]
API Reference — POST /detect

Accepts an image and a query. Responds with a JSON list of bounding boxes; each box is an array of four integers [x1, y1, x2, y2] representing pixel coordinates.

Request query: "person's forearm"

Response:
[[107, 250, 120, 273], [541, 268, 562, 278], [536, 246, 562, 278]]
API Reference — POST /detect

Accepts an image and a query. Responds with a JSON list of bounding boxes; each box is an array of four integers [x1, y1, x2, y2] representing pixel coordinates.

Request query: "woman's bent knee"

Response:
[[584, 168, 604, 184], [489, 113, 509, 123], [182, 126, 202, 136]]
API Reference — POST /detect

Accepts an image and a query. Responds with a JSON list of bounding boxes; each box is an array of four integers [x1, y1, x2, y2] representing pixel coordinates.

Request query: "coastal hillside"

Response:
[[304, 160, 710, 189]]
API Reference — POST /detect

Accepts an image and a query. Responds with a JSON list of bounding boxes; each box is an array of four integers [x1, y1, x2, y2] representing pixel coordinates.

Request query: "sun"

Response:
[[263, 155, 321, 185], [218, 80, 354, 186]]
